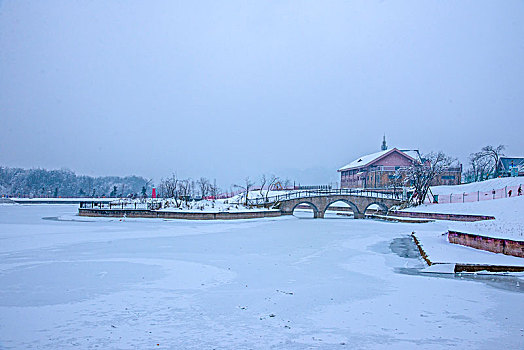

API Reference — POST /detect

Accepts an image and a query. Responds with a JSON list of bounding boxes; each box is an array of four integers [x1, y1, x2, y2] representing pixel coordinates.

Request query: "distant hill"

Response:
[[0, 166, 151, 198]]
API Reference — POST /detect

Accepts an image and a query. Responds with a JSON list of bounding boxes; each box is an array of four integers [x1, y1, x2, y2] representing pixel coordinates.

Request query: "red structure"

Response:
[[338, 138, 461, 189], [338, 148, 418, 189]]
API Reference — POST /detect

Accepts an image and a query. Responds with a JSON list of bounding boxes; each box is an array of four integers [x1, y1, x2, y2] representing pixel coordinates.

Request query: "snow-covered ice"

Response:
[[0, 204, 523, 349]]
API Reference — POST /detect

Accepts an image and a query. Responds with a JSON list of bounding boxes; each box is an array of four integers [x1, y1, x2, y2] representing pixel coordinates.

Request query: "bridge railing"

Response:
[[246, 188, 404, 206]]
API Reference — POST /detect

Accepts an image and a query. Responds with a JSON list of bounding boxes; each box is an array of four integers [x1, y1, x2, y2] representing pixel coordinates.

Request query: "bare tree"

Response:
[[164, 174, 178, 198], [191, 179, 196, 199], [466, 144, 505, 181], [257, 174, 281, 204], [468, 152, 493, 181], [234, 177, 254, 206], [178, 178, 193, 207], [157, 179, 167, 198], [141, 178, 152, 199], [405, 152, 457, 206], [258, 174, 267, 201], [265, 174, 280, 202], [209, 179, 220, 199], [480, 145, 505, 177], [159, 174, 180, 207], [196, 177, 210, 199]]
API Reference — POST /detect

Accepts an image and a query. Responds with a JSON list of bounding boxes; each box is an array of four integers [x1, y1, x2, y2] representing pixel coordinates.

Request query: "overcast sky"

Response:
[[1, 1, 523, 188]]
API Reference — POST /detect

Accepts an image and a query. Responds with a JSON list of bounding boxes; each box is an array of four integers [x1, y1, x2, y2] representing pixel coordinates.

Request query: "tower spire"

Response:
[[381, 134, 387, 151]]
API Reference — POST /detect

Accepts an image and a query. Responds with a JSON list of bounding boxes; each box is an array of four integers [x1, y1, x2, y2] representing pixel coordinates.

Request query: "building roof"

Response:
[[498, 157, 524, 172], [399, 150, 422, 162], [338, 148, 418, 172]]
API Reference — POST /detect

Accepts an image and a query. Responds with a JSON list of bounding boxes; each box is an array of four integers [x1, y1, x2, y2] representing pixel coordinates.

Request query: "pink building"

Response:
[[338, 148, 418, 189], [338, 139, 462, 189]]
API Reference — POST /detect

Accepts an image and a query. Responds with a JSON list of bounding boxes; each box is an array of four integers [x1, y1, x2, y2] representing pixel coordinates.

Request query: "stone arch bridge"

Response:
[[248, 189, 404, 219]]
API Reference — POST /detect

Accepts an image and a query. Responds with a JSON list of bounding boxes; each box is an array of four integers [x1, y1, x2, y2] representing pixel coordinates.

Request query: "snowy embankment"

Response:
[[154, 190, 292, 213], [430, 177, 523, 195], [156, 198, 278, 213], [93, 191, 293, 214], [413, 230, 524, 267], [408, 189, 524, 241], [227, 189, 292, 202], [407, 179, 524, 267]]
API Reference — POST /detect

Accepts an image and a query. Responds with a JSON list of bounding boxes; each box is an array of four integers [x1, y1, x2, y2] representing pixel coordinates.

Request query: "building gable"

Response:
[[338, 148, 417, 172], [367, 148, 416, 168]]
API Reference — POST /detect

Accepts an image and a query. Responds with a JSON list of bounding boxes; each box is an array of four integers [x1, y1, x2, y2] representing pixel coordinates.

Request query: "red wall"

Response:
[[374, 151, 413, 167], [448, 231, 524, 258]]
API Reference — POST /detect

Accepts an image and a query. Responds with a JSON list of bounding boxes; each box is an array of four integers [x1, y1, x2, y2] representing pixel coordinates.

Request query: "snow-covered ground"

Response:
[[228, 189, 292, 202], [430, 177, 524, 195], [408, 192, 524, 241], [156, 198, 277, 213], [413, 230, 524, 266], [0, 204, 522, 349]]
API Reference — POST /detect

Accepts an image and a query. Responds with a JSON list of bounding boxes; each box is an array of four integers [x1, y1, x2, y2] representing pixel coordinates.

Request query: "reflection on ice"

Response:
[[396, 267, 524, 294]]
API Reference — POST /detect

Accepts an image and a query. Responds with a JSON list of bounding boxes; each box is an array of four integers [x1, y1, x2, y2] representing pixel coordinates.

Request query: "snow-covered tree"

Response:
[[0, 166, 150, 198], [405, 152, 457, 206], [466, 144, 505, 182]]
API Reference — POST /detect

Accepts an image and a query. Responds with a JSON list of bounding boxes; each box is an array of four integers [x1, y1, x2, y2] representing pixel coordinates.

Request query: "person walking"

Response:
[[518, 185, 522, 196], [508, 189, 512, 197]]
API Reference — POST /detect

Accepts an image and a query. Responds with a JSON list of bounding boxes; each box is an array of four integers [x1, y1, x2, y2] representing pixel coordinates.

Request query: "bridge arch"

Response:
[[291, 201, 321, 218], [323, 199, 360, 218], [363, 202, 389, 216]]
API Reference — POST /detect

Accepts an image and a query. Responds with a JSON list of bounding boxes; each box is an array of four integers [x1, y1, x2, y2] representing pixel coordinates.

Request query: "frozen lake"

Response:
[[0, 205, 522, 349]]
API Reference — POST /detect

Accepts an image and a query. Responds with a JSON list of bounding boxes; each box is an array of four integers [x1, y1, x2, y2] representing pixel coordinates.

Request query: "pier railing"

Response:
[[79, 188, 405, 211], [80, 201, 151, 210]]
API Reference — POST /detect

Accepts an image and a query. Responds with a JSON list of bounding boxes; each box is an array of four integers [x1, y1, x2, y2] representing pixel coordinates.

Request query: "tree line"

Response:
[[399, 144, 506, 206], [0, 166, 152, 198], [1, 144, 507, 204], [157, 174, 292, 207]]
